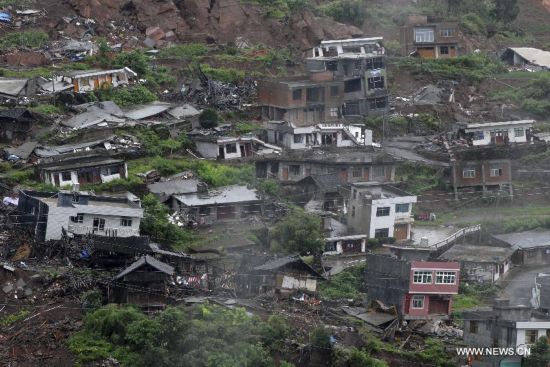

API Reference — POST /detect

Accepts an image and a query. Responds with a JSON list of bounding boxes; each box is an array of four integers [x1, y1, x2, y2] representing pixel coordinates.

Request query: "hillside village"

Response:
[[2, 0, 550, 366]]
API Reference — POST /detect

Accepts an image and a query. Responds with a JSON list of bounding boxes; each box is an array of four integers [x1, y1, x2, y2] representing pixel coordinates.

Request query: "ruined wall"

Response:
[[364, 253, 410, 313]]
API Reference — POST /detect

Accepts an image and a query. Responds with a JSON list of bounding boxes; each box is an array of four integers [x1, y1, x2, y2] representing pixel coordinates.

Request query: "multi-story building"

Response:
[[400, 18, 459, 59], [365, 254, 460, 320], [347, 183, 417, 241], [17, 190, 143, 241], [258, 37, 388, 126], [255, 149, 398, 185], [451, 159, 513, 200]]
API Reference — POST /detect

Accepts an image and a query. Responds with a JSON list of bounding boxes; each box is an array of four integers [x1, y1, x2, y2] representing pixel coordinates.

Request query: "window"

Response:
[[330, 86, 339, 96], [374, 228, 389, 239], [439, 46, 449, 55], [440, 28, 455, 37], [289, 165, 300, 175], [372, 166, 385, 178], [325, 242, 337, 252], [344, 78, 362, 93], [352, 206, 355, 217], [120, 217, 132, 227], [395, 203, 410, 213], [306, 87, 323, 102], [366, 57, 384, 70], [526, 330, 538, 344], [414, 28, 434, 43], [293, 134, 304, 144], [225, 143, 237, 154], [330, 107, 339, 117], [413, 270, 433, 284], [469, 321, 478, 334], [369, 97, 387, 109], [463, 168, 476, 178], [70, 214, 83, 223], [93, 217, 105, 231], [436, 271, 456, 284], [473, 131, 484, 140], [367, 76, 385, 90], [490, 168, 503, 177], [292, 89, 302, 100], [352, 168, 362, 178], [376, 207, 390, 217], [61, 171, 72, 181], [514, 128, 525, 137], [412, 295, 424, 309]]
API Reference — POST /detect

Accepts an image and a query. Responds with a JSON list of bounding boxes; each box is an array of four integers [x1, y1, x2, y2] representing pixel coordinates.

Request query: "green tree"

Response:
[[159, 139, 182, 157], [271, 207, 324, 255], [115, 50, 150, 76], [199, 109, 220, 129], [524, 337, 550, 367], [492, 0, 519, 23]]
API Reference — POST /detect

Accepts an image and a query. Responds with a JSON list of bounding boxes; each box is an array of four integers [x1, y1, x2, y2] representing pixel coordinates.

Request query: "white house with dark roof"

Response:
[[18, 190, 143, 241], [171, 185, 263, 225]]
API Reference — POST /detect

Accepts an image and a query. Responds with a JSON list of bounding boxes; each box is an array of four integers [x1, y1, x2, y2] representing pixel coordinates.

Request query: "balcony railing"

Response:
[[67, 224, 139, 237]]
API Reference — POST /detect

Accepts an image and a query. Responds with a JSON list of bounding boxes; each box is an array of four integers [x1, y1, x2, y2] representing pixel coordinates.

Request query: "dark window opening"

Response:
[[326, 61, 338, 71], [366, 58, 384, 70], [439, 46, 449, 55], [330, 86, 339, 96], [369, 97, 387, 109], [368, 76, 385, 90], [61, 171, 72, 181], [376, 207, 390, 217], [306, 87, 323, 102], [292, 89, 302, 100], [344, 79, 362, 93], [93, 217, 105, 231], [225, 143, 237, 153], [375, 228, 389, 238], [289, 165, 301, 175]]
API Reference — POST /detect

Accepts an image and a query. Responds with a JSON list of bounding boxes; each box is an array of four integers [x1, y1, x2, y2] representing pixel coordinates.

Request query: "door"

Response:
[[282, 167, 289, 180], [417, 47, 436, 59], [394, 224, 409, 241], [218, 146, 225, 159], [339, 168, 348, 183], [428, 297, 449, 315], [239, 145, 245, 157]]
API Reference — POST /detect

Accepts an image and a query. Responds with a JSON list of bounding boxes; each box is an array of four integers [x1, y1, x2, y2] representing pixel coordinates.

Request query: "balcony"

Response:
[[395, 214, 414, 224], [67, 224, 139, 237]]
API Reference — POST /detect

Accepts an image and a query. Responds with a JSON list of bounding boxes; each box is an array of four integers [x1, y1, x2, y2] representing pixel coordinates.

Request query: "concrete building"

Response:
[[193, 136, 281, 160], [347, 183, 417, 241], [439, 243, 514, 283], [36, 154, 128, 187], [258, 37, 389, 126], [493, 230, 550, 266], [263, 121, 372, 150], [400, 18, 459, 59], [501, 47, 550, 71], [457, 120, 535, 146], [451, 159, 513, 200], [171, 185, 263, 226], [365, 254, 460, 320], [64, 67, 137, 93], [255, 149, 398, 184], [463, 300, 550, 367], [17, 190, 143, 241], [323, 234, 367, 255]]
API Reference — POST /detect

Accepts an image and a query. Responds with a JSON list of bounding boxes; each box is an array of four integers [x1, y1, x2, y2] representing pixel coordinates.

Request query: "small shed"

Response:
[[109, 255, 174, 307], [237, 255, 323, 297]]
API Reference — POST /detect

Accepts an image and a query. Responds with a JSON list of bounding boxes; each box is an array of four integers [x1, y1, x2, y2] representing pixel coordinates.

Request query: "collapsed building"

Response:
[[258, 37, 388, 126]]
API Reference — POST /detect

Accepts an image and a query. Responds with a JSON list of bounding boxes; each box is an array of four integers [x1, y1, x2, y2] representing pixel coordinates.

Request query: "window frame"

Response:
[[435, 271, 456, 284], [490, 168, 503, 177], [374, 228, 389, 239], [120, 217, 133, 227], [376, 207, 390, 217], [61, 171, 72, 182], [70, 214, 84, 224], [413, 270, 433, 284], [414, 28, 435, 43], [352, 168, 362, 178], [330, 85, 339, 97], [225, 143, 237, 154], [411, 295, 424, 309], [525, 329, 538, 344], [439, 46, 449, 55], [292, 89, 302, 101], [440, 28, 455, 37], [514, 128, 525, 137], [289, 165, 301, 175], [463, 168, 476, 178], [93, 217, 106, 231], [367, 76, 385, 90], [395, 203, 410, 213]]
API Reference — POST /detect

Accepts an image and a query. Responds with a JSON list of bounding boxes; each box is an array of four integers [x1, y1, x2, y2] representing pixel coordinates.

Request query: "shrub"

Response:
[[97, 85, 157, 107], [80, 288, 104, 313], [198, 109, 219, 128]]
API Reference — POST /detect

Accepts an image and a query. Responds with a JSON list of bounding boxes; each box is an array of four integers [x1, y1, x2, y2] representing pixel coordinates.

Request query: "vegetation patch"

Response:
[[0, 30, 48, 51], [319, 264, 365, 300], [396, 162, 445, 195]]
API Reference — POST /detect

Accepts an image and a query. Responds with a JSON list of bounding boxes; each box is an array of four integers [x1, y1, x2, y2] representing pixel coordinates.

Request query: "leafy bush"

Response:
[[80, 288, 104, 313], [96, 85, 157, 107], [198, 109, 219, 128], [257, 179, 280, 196], [317, 0, 364, 26], [319, 265, 365, 300], [0, 31, 48, 51], [270, 207, 324, 255]]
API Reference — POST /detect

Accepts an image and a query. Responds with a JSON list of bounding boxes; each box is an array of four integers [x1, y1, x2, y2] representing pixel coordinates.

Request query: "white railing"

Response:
[[432, 224, 481, 249], [67, 224, 139, 237]]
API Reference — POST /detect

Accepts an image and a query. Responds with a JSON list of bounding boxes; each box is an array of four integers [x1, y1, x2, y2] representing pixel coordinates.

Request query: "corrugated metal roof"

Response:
[[115, 255, 174, 279], [123, 101, 172, 120]]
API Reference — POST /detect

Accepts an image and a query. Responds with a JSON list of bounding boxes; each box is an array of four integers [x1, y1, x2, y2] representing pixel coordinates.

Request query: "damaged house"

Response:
[[451, 159, 513, 200], [457, 120, 534, 146], [193, 136, 281, 160], [258, 37, 388, 126], [36, 153, 128, 187], [255, 149, 398, 184], [63, 67, 137, 93], [501, 47, 550, 71], [237, 255, 323, 298], [0, 108, 37, 145], [17, 190, 143, 241], [400, 17, 459, 59], [109, 255, 174, 307], [493, 230, 550, 266], [263, 121, 373, 150], [365, 254, 460, 320], [171, 184, 263, 226], [347, 183, 417, 241], [324, 234, 368, 255]]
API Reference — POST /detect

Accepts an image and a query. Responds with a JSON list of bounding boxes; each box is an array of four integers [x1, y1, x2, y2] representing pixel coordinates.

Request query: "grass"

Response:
[[0, 309, 30, 326], [0, 67, 53, 78], [0, 30, 48, 51], [158, 43, 208, 59], [29, 104, 65, 115]]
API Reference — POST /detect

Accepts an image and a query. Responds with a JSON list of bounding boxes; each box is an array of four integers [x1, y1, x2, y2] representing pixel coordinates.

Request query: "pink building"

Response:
[[365, 255, 460, 320]]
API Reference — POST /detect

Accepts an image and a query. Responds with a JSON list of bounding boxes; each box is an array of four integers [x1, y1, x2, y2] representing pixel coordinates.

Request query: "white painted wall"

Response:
[[515, 323, 550, 347], [470, 126, 529, 146], [369, 196, 417, 239]]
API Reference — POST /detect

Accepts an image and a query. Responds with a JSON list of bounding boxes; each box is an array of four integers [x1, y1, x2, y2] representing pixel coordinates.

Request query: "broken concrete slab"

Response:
[[2, 283, 13, 294]]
